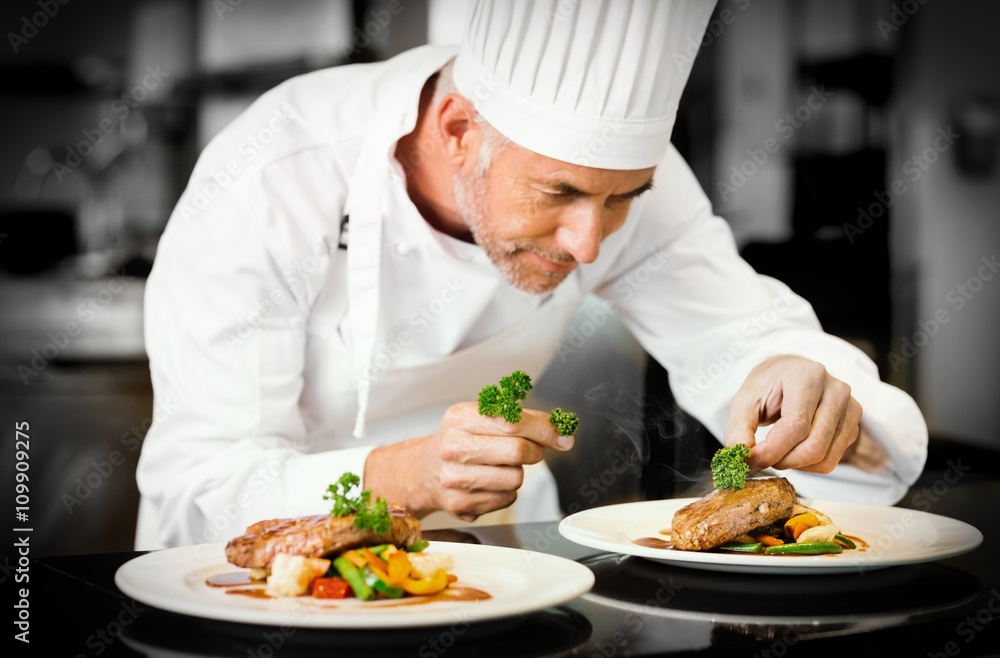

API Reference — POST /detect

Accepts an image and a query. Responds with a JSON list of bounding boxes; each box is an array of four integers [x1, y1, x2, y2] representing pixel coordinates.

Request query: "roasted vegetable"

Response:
[[763, 541, 844, 555], [717, 541, 763, 553], [333, 555, 374, 600], [311, 577, 352, 599]]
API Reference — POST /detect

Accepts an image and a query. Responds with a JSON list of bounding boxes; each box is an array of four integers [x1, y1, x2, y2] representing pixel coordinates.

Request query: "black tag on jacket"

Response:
[[338, 215, 349, 250]]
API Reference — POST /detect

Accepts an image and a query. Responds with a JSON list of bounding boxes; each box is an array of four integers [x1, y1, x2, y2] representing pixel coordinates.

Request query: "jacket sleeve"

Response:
[[137, 183, 372, 548], [595, 146, 927, 505]]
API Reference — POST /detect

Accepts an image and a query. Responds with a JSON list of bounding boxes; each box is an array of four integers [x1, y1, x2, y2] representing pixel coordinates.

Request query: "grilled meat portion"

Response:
[[225, 505, 422, 569], [671, 477, 797, 551]]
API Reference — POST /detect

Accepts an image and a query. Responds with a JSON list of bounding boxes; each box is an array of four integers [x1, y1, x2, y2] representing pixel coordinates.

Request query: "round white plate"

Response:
[[558, 498, 983, 575], [115, 541, 594, 628]]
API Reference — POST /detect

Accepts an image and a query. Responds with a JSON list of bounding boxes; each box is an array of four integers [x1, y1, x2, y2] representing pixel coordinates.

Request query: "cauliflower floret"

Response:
[[796, 524, 840, 544], [408, 552, 453, 580], [265, 554, 331, 597], [790, 502, 834, 526]]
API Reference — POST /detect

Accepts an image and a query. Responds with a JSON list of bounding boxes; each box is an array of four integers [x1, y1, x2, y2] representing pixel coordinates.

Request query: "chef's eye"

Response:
[[606, 195, 634, 207]]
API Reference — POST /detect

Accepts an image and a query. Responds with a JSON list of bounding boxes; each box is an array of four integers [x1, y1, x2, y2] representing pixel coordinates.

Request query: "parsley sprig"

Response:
[[324, 472, 391, 533], [478, 370, 580, 437], [477, 370, 533, 423], [710, 444, 751, 490]]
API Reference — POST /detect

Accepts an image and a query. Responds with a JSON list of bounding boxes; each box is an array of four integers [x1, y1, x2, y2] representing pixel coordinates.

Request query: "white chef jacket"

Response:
[[135, 45, 928, 550]]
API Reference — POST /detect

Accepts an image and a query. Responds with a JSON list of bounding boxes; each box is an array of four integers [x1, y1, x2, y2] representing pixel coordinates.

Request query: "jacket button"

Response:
[[395, 241, 411, 256]]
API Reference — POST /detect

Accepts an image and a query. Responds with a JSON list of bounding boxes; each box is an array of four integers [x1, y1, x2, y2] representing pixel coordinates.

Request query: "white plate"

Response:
[[115, 541, 594, 628], [558, 499, 983, 575]]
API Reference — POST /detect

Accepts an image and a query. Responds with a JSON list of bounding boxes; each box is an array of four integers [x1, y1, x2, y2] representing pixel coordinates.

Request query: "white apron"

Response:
[[306, 80, 585, 527]]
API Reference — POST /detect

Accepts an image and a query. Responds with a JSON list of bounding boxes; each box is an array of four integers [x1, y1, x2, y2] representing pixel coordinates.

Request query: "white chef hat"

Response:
[[452, 0, 718, 170]]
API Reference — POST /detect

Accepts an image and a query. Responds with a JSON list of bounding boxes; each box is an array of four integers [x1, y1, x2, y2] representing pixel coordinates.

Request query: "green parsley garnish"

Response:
[[710, 444, 751, 490], [324, 472, 391, 533], [478, 370, 580, 437], [477, 370, 533, 423], [548, 408, 579, 437]]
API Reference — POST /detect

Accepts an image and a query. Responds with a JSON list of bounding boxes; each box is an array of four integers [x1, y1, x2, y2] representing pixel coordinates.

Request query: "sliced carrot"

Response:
[[784, 514, 820, 541], [752, 534, 784, 546], [362, 547, 389, 574]]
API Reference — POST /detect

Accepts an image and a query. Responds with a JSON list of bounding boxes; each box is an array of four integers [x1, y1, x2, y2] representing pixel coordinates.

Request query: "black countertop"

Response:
[[13, 439, 1000, 657]]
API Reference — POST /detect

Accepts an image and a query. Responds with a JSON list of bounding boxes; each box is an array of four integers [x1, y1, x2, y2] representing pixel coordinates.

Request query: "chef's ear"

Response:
[[435, 93, 481, 168]]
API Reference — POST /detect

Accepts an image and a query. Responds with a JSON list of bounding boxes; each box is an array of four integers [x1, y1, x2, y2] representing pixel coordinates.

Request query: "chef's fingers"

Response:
[[475, 408, 571, 452], [437, 469, 521, 521], [447, 489, 518, 521], [767, 378, 853, 471], [741, 367, 827, 470], [438, 462, 525, 493], [789, 396, 863, 474], [723, 393, 760, 452], [449, 434, 546, 466]]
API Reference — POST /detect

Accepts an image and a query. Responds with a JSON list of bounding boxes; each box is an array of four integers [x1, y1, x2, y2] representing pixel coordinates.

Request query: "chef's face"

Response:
[[454, 140, 656, 294]]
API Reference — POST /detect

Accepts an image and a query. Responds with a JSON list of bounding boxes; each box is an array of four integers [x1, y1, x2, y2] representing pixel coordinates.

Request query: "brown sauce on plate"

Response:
[[365, 587, 491, 607], [633, 537, 673, 550], [227, 587, 272, 599], [844, 535, 868, 551]]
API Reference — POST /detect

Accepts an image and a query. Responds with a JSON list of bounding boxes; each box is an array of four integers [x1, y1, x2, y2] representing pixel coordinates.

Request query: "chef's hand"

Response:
[[724, 355, 864, 474], [363, 402, 574, 521]]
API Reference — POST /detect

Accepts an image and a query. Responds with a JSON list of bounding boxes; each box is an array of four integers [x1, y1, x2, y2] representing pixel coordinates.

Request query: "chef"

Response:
[[135, 0, 928, 549]]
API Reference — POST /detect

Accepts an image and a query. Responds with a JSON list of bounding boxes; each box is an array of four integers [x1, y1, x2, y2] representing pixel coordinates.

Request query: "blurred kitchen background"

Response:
[[0, 0, 998, 556]]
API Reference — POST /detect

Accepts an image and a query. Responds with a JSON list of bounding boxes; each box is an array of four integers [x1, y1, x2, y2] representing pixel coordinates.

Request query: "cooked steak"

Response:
[[225, 505, 422, 569], [670, 477, 796, 551]]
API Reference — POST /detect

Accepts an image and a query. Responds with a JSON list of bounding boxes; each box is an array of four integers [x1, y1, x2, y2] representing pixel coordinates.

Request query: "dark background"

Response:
[[0, 0, 998, 558]]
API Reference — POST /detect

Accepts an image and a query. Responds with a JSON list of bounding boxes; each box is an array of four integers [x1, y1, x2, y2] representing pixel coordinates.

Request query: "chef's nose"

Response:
[[555, 205, 604, 264]]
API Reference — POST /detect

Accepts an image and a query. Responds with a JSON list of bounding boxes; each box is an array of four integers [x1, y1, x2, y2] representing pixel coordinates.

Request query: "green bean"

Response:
[[333, 556, 374, 600], [764, 541, 843, 555]]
